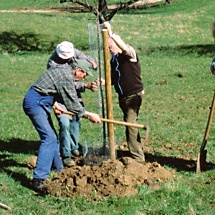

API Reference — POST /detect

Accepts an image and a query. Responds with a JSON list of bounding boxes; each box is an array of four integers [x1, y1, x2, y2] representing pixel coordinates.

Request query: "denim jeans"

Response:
[[58, 115, 80, 158], [23, 87, 63, 179], [119, 92, 145, 162]]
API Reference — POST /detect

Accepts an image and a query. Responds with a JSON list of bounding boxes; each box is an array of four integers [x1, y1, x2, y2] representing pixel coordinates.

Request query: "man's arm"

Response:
[[103, 22, 137, 61], [73, 48, 97, 69], [103, 22, 128, 52]]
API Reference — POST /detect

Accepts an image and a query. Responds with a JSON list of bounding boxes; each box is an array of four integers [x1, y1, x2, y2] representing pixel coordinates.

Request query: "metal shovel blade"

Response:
[[196, 149, 207, 173], [196, 91, 215, 173]]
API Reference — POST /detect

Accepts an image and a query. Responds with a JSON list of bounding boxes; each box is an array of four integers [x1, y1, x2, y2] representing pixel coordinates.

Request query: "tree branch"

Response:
[[59, 0, 151, 21]]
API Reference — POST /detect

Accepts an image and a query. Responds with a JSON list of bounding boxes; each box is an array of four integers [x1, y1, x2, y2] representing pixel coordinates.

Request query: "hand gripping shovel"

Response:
[[196, 91, 215, 173], [62, 110, 149, 142]]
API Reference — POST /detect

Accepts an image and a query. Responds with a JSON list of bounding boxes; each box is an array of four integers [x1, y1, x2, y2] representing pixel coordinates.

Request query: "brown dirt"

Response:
[[41, 150, 175, 200], [46, 159, 174, 200]]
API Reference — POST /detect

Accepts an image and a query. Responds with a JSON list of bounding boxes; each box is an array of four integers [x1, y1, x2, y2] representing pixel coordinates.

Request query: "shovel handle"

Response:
[[61, 110, 147, 128], [200, 91, 215, 151], [196, 90, 215, 173], [100, 117, 150, 142], [100, 117, 146, 129], [60, 110, 149, 140]]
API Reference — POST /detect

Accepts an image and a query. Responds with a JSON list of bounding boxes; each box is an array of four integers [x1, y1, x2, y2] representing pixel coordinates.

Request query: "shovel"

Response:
[[62, 110, 149, 142], [196, 91, 215, 173]]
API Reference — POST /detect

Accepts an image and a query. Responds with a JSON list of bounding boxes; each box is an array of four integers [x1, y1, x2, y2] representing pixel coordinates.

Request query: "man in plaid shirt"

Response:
[[23, 59, 101, 192]]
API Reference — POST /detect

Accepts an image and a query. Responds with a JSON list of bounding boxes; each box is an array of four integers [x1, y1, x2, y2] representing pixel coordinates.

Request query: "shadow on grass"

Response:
[[0, 139, 47, 194], [148, 153, 215, 172], [0, 138, 40, 189], [117, 149, 215, 172], [139, 44, 215, 56], [0, 31, 57, 53], [0, 155, 32, 189], [0, 138, 40, 154], [0, 31, 91, 54], [1, 138, 214, 192], [0, 31, 215, 57], [1, 166, 46, 196]]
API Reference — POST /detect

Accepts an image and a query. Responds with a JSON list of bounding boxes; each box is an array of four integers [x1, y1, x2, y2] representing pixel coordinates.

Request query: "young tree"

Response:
[[60, 0, 143, 23]]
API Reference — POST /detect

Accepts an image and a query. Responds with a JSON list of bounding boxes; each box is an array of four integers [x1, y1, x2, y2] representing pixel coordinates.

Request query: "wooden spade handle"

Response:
[[100, 117, 147, 129], [100, 117, 150, 142], [61, 110, 149, 140], [200, 91, 215, 151], [62, 110, 147, 128]]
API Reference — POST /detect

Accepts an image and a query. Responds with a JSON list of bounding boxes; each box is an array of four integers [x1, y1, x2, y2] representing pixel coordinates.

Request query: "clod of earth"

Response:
[[44, 156, 175, 200]]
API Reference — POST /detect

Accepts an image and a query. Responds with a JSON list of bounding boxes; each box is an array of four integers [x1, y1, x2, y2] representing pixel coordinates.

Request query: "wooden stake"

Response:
[[102, 29, 115, 160]]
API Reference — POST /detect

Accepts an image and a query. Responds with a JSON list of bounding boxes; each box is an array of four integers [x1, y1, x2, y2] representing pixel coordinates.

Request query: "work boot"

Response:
[[63, 157, 75, 167], [31, 178, 45, 192], [134, 155, 145, 164], [72, 150, 80, 157]]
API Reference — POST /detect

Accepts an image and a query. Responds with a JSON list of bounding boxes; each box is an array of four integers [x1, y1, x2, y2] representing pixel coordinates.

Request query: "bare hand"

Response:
[[85, 81, 98, 92], [91, 81, 98, 91], [95, 78, 105, 86], [90, 60, 98, 70], [53, 102, 64, 115], [103, 21, 111, 33], [88, 112, 101, 123]]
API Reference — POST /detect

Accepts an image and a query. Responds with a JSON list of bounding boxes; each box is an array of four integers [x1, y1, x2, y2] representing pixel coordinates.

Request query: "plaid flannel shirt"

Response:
[[32, 64, 85, 117]]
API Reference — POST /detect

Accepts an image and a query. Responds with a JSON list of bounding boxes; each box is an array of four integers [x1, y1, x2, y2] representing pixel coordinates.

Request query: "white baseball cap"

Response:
[[56, 41, 74, 59]]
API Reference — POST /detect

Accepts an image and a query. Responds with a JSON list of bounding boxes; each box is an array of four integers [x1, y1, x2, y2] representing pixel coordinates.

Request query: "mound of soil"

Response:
[[45, 155, 175, 200]]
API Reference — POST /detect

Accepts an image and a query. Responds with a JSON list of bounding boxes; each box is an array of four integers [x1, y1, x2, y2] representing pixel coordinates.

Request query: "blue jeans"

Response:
[[23, 87, 63, 179], [58, 116, 80, 158]]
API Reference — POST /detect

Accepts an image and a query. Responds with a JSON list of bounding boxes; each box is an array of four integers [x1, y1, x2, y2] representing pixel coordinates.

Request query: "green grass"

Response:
[[0, 0, 62, 10], [0, 0, 215, 214]]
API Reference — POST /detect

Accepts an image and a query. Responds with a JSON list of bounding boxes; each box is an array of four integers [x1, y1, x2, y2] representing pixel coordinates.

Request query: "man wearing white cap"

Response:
[[53, 59, 103, 167], [47, 41, 103, 167], [47, 41, 97, 69]]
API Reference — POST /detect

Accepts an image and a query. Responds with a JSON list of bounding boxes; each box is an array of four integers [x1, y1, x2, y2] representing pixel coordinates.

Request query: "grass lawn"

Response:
[[0, 0, 215, 214]]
